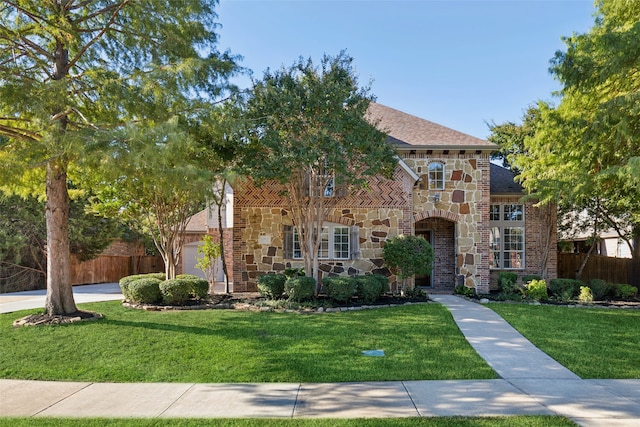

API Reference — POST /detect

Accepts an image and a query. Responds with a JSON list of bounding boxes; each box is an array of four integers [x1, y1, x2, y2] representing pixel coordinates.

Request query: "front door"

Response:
[[415, 230, 433, 287]]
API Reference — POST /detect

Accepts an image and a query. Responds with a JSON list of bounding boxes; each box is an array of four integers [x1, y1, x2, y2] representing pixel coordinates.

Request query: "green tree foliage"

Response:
[[511, 0, 640, 283], [89, 119, 217, 281], [0, 192, 125, 292], [382, 235, 434, 294], [0, 1, 238, 314], [190, 101, 245, 293], [243, 52, 397, 289], [195, 235, 221, 291], [487, 106, 540, 172]]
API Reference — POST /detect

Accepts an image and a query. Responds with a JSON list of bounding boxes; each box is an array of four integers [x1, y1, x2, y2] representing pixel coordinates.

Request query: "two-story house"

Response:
[[181, 103, 557, 293]]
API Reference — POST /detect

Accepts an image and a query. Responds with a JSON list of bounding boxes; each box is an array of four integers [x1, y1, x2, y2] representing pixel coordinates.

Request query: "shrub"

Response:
[[522, 274, 542, 285], [587, 279, 610, 301], [175, 274, 201, 282], [524, 279, 547, 301], [497, 271, 519, 294], [185, 277, 210, 300], [548, 278, 582, 301], [284, 276, 316, 302], [159, 279, 191, 305], [257, 274, 286, 299], [354, 275, 386, 303], [283, 267, 305, 279], [579, 286, 593, 304], [382, 235, 434, 293], [454, 285, 475, 297], [322, 276, 356, 302], [614, 284, 638, 300], [128, 277, 162, 304], [405, 286, 427, 298], [119, 273, 165, 300]]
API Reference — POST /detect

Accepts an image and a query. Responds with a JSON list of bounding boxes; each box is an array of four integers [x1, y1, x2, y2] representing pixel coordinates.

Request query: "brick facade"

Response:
[[488, 196, 558, 288]]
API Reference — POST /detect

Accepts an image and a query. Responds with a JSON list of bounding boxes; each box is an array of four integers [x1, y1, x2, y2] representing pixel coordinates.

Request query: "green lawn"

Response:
[[488, 303, 640, 379], [0, 301, 496, 383], [0, 417, 578, 427]]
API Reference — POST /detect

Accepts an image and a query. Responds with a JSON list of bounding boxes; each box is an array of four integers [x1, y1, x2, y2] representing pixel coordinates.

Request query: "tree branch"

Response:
[[66, 0, 131, 73]]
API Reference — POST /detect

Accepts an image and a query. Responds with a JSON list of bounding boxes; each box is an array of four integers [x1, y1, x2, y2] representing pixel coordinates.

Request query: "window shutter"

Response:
[[349, 225, 360, 260], [283, 225, 293, 259]]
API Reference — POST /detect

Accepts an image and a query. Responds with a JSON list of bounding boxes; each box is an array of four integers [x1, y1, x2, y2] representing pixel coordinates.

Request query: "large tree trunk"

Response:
[[44, 161, 77, 315]]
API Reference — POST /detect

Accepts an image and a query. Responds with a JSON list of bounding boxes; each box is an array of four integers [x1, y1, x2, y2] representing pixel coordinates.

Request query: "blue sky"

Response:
[[216, 0, 596, 139]]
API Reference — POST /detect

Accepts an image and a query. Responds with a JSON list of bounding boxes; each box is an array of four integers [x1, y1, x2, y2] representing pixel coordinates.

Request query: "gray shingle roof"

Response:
[[490, 163, 524, 194], [184, 208, 208, 233], [367, 103, 497, 150]]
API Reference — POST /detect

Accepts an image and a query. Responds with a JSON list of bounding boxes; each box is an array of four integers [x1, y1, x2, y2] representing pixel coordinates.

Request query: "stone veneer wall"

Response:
[[403, 153, 491, 293], [232, 166, 415, 292], [489, 196, 558, 288]]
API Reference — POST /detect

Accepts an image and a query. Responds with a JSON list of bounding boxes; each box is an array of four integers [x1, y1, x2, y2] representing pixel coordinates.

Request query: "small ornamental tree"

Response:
[[383, 235, 434, 295], [195, 235, 222, 292]]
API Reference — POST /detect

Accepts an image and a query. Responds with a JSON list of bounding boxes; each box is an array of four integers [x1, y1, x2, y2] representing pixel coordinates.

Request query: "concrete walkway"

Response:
[[1, 288, 638, 425]]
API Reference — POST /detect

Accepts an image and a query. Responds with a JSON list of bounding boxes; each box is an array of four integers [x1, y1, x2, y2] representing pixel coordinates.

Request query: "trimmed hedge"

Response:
[[284, 276, 316, 302], [159, 279, 191, 305], [322, 276, 356, 302], [257, 273, 286, 299], [615, 284, 638, 300], [128, 277, 163, 304], [176, 274, 209, 299], [119, 273, 165, 300], [158, 276, 210, 305], [354, 275, 386, 303]]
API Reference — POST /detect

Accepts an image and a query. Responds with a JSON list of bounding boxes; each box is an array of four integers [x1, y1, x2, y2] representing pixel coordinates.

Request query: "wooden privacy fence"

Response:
[[71, 255, 164, 285], [557, 253, 633, 284]]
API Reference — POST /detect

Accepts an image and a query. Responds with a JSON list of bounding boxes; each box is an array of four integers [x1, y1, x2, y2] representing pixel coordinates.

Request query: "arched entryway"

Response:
[[415, 217, 456, 291]]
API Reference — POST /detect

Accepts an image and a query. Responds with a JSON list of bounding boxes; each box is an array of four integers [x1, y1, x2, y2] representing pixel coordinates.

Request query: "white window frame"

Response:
[[490, 204, 525, 270], [293, 223, 351, 260], [428, 162, 445, 190]]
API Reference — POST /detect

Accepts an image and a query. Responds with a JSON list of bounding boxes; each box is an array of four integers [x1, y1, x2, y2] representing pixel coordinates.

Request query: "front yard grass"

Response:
[[488, 303, 640, 379], [0, 301, 496, 383], [0, 416, 578, 426]]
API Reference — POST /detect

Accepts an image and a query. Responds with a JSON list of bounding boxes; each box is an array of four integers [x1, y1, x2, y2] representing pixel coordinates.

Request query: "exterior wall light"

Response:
[[434, 193, 440, 203]]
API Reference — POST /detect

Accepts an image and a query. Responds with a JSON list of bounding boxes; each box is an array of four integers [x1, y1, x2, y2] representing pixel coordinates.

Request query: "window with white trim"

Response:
[[490, 204, 525, 269], [428, 162, 445, 190], [284, 223, 359, 260]]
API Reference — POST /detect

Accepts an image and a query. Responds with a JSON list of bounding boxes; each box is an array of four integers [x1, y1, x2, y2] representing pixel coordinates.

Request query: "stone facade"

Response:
[[403, 152, 491, 293], [232, 167, 415, 292], [219, 104, 558, 294]]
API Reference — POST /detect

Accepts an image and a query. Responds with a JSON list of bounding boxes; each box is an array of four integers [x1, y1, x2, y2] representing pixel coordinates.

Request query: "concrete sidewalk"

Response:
[[1, 291, 638, 425]]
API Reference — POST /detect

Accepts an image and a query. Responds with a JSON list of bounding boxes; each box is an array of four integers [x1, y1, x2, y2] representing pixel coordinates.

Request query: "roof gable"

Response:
[[367, 103, 497, 150], [490, 163, 524, 194]]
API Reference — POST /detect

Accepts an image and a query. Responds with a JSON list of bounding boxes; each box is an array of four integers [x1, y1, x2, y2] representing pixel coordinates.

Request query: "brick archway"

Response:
[[414, 209, 460, 223], [415, 214, 457, 292]]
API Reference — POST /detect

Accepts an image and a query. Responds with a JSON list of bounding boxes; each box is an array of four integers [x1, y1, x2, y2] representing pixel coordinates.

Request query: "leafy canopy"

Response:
[[511, 0, 640, 261]]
